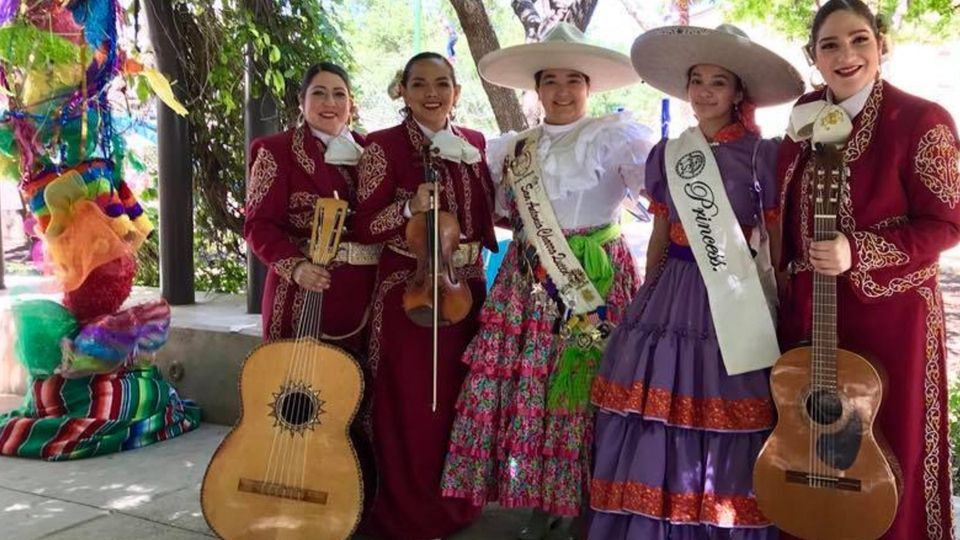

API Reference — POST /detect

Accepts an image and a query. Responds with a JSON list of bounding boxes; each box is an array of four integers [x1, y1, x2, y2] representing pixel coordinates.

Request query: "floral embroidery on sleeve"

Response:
[[851, 231, 909, 271], [370, 201, 405, 236], [292, 126, 316, 175], [358, 142, 388, 203], [246, 146, 278, 213], [273, 256, 305, 282], [914, 124, 960, 209]]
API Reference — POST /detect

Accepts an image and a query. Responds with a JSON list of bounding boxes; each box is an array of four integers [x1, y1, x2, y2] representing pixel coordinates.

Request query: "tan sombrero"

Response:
[[479, 22, 639, 92], [631, 24, 804, 106]]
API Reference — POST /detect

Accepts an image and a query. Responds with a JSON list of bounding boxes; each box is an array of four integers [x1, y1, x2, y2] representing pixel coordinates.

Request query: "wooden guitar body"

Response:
[[754, 346, 900, 540], [201, 338, 363, 540]]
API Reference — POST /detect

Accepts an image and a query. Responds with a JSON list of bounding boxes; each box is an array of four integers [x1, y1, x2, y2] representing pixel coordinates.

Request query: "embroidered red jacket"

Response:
[[244, 125, 375, 346], [353, 117, 498, 253]]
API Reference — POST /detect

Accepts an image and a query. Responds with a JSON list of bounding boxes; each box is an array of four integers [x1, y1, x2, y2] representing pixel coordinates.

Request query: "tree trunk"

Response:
[[449, 0, 528, 132]]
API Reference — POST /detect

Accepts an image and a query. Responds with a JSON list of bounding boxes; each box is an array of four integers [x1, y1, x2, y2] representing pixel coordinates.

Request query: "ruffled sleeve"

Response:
[[591, 112, 657, 196]]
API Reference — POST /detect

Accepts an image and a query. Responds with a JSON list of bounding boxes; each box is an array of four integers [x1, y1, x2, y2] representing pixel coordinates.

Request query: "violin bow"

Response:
[[423, 145, 440, 413]]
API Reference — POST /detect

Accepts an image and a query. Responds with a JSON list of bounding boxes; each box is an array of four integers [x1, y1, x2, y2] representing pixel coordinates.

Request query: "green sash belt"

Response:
[[547, 222, 620, 412]]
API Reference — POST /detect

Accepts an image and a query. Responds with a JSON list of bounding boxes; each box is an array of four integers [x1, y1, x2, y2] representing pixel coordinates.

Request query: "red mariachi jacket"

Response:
[[244, 125, 376, 343], [777, 79, 960, 540], [778, 81, 960, 302], [352, 117, 498, 254]]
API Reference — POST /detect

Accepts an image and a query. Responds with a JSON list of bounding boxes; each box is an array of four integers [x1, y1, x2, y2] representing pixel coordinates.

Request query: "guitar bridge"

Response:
[[238, 478, 328, 504], [785, 470, 861, 492]]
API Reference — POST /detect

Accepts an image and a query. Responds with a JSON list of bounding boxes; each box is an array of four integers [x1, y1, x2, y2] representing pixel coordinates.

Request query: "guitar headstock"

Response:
[[813, 142, 845, 224], [308, 195, 350, 266]]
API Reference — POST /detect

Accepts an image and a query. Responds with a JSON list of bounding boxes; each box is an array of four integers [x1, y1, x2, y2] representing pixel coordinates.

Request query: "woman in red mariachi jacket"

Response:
[[778, 1, 960, 537], [353, 52, 498, 540], [244, 62, 377, 357]]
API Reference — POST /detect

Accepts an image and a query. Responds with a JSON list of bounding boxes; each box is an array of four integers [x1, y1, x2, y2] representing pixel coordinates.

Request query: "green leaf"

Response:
[[135, 76, 151, 103], [0, 23, 82, 66], [269, 45, 281, 63]]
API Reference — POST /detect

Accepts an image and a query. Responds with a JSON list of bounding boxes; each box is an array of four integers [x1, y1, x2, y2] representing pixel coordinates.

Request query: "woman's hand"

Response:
[[409, 183, 440, 215], [808, 233, 852, 276], [292, 261, 331, 292]]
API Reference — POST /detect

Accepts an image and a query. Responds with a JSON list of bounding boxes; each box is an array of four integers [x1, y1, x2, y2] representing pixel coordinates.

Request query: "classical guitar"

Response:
[[753, 143, 901, 540], [201, 196, 364, 540]]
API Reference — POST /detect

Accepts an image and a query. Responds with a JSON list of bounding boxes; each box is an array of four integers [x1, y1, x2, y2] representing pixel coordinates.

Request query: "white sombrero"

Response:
[[478, 22, 639, 92], [631, 24, 804, 106]]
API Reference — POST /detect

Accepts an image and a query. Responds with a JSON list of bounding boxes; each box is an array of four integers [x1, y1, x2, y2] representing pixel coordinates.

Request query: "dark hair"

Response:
[[400, 52, 458, 87], [806, 0, 881, 59], [533, 69, 591, 90], [298, 62, 352, 102]]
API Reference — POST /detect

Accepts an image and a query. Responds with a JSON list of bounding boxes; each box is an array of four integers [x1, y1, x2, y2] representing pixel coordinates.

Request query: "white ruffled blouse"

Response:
[[487, 111, 656, 230]]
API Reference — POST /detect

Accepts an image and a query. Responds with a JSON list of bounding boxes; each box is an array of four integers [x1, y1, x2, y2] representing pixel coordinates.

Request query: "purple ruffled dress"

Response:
[[589, 132, 781, 539]]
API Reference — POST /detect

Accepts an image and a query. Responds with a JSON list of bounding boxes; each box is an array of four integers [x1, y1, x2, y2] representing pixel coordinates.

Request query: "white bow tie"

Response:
[[431, 129, 481, 164], [324, 134, 363, 165], [787, 100, 853, 145]]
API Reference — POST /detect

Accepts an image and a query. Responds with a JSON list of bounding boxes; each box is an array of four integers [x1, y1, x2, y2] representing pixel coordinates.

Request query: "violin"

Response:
[[402, 144, 473, 326], [401, 144, 473, 412]]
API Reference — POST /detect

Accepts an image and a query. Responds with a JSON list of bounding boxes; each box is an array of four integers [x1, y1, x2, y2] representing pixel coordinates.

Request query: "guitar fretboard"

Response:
[[811, 144, 845, 392]]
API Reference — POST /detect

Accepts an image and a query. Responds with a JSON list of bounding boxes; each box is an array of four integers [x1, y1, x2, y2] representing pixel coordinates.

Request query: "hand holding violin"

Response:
[[409, 183, 441, 214]]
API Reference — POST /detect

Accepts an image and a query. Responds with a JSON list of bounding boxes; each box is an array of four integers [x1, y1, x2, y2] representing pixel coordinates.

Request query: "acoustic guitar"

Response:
[[753, 143, 901, 540], [201, 197, 364, 540]]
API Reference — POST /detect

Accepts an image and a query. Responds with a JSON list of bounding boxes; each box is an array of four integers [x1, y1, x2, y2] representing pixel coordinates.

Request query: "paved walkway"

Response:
[[2, 415, 958, 539], [0, 420, 530, 540]]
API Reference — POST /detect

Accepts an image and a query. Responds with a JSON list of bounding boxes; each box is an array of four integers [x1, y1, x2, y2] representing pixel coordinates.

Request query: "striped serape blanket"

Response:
[[0, 366, 199, 460]]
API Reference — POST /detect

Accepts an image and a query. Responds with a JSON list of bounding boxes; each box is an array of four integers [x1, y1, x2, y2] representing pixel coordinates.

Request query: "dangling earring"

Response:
[[350, 104, 360, 127], [809, 68, 825, 90], [297, 111, 305, 126]]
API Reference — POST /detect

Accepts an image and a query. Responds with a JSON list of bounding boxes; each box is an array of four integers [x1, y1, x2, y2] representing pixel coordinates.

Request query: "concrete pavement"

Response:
[[0, 417, 529, 540]]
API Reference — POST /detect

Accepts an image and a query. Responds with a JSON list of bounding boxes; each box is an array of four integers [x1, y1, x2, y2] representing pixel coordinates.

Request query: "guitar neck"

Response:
[[811, 144, 845, 392], [812, 223, 838, 391]]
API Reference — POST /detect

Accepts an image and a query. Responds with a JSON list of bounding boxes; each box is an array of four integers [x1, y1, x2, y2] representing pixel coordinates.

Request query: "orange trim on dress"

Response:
[[590, 479, 770, 527], [591, 377, 774, 431]]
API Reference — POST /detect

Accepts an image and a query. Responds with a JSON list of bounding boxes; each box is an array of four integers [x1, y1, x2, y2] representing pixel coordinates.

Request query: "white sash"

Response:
[[665, 127, 780, 375], [507, 129, 603, 315]]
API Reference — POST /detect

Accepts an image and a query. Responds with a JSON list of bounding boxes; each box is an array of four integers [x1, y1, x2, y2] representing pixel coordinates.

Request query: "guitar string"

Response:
[[299, 208, 340, 498]]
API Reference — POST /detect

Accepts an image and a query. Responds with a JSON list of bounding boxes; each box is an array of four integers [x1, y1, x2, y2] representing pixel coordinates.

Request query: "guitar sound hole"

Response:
[[279, 391, 317, 427], [805, 390, 843, 426]]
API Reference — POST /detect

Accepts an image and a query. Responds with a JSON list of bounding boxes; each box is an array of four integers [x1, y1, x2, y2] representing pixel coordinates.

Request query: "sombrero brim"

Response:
[[479, 41, 639, 92], [631, 26, 804, 106]]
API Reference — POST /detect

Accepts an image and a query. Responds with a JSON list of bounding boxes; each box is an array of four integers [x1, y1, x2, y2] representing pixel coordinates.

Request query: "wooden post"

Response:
[[145, 0, 195, 305], [244, 49, 277, 314]]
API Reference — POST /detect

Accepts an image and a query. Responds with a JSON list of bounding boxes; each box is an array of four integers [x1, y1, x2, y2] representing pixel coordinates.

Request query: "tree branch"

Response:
[[448, 0, 527, 132], [564, 0, 599, 32], [512, 0, 542, 40]]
